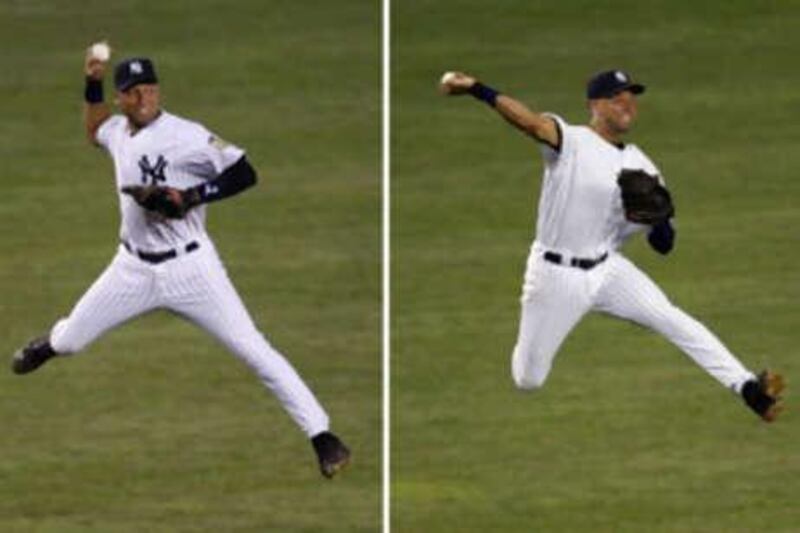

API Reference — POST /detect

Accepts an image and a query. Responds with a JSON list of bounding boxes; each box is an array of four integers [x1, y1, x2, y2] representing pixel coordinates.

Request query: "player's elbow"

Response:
[[233, 156, 258, 190], [85, 125, 98, 145], [245, 166, 258, 189]]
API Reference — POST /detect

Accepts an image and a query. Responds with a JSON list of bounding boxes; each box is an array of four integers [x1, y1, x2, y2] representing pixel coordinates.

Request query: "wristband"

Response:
[[468, 82, 499, 107], [84, 77, 104, 104]]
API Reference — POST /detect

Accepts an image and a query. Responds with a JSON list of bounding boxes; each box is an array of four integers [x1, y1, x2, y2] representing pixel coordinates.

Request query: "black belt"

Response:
[[122, 240, 200, 264], [543, 251, 608, 270]]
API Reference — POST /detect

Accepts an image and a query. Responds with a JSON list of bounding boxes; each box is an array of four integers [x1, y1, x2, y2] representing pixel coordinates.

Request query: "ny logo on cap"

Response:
[[130, 61, 143, 75], [615, 71, 628, 83]]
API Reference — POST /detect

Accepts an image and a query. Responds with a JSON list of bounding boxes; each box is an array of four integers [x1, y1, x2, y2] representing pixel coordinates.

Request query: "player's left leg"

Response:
[[162, 243, 349, 476], [593, 253, 756, 392], [161, 242, 332, 435]]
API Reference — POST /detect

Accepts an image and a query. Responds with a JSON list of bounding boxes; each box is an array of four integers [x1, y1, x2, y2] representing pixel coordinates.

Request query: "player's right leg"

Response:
[[511, 254, 592, 390], [12, 246, 156, 374], [592, 254, 785, 421], [594, 254, 784, 420]]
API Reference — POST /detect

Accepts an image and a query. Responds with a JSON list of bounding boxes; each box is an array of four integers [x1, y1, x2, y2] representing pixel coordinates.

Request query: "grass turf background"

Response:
[[392, 1, 799, 531], [0, 1, 379, 531]]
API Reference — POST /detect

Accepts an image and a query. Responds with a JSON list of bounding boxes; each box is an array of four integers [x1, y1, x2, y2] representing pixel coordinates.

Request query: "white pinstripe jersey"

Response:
[[96, 111, 245, 251], [534, 114, 662, 257]]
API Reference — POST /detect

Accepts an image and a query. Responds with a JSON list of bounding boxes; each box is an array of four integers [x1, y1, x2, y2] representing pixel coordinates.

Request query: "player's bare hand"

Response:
[[439, 71, 476, 95], [84, 41, 111, 79]]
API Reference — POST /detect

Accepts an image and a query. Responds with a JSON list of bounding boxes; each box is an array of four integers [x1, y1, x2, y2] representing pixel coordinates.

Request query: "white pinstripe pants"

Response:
[[511, 247, 755, 393], [49, 239, 329, 437]]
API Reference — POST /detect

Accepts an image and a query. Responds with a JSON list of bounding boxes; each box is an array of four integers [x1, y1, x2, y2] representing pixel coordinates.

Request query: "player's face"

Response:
[[590, 89, 639, 138], [600, 90, 638, 133], [116, 84, 161, 128]]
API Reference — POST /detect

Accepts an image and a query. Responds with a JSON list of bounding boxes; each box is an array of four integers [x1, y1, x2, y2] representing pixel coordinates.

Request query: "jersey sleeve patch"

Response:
[[183, 130, 245, 180]]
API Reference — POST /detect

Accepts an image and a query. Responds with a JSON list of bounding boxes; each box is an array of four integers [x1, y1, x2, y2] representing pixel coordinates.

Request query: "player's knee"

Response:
[[512, 370, 548, 391], [511, 356, 548, 391], [511, 346, 550, 391]]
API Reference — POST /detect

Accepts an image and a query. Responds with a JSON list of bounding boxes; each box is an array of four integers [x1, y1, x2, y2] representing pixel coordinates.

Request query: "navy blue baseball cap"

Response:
[[114, 57, 158, 91], [586, 70, 645, 100]]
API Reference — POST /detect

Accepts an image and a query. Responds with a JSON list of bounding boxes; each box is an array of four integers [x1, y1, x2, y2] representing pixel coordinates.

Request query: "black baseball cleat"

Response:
[[741, 370, 785, 422], [12, 336, 57, 375], [311, 431, 351, 479]]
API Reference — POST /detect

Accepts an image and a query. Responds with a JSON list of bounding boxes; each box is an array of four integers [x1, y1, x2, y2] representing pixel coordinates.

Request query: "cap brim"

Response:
[[115, 81, 137, 92], [115, 77, 158, 92], [587, 82, 647, 100], [626, 83, 645, 95]]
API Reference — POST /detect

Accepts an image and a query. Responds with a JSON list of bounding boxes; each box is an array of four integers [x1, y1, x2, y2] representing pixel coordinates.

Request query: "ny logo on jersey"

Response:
[[138, 155, 168, 185]]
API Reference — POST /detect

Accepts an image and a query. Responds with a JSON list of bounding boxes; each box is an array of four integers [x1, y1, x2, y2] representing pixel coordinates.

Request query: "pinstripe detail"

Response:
[[594, 254, 754, 391], [511, 256, 592, 389], [50, 249, 157, 354], [164, 242, 329, 436], [48, 241, 329, 437], [510, 251, 754, 393]]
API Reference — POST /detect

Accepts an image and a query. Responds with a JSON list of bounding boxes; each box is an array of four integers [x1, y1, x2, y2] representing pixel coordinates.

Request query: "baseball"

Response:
[[440, 71, 457, 85], [90, 41, 111, 62]]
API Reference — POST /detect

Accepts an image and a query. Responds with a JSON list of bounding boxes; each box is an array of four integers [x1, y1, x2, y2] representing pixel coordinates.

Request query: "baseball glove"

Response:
[[121, 185, 201, 219], [617, 169, 674, 225]]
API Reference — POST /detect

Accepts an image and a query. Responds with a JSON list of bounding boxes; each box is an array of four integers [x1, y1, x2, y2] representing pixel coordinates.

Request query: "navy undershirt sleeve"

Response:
[[191, 156, 257, 204]]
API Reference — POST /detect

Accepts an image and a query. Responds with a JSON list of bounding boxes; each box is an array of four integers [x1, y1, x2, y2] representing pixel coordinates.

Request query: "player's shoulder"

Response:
[[542, 113, 569, 131], [159, 111, 208, 136], [95, 114, 127, 145], [158, 111, 244, 159], [543, 113, 590, 141], [570, 123, 599, 140], [623, 143, 662, 175], [156, 111, 221, 149], [101, 114, 127, 131], [624, 142, 655, 163]]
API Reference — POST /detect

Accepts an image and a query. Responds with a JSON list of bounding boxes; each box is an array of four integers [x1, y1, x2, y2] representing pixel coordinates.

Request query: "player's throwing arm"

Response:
[[439, 71, 560, 148]]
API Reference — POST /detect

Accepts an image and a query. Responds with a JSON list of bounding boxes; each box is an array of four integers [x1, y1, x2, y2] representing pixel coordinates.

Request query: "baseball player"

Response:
[[11, 44, 350, 478], [440, 69, 784, 421]]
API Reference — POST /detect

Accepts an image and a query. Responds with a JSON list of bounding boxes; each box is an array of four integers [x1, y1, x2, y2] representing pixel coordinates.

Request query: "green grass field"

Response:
[[0, 1, 379, 531], [393, 1, 800, 531]]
